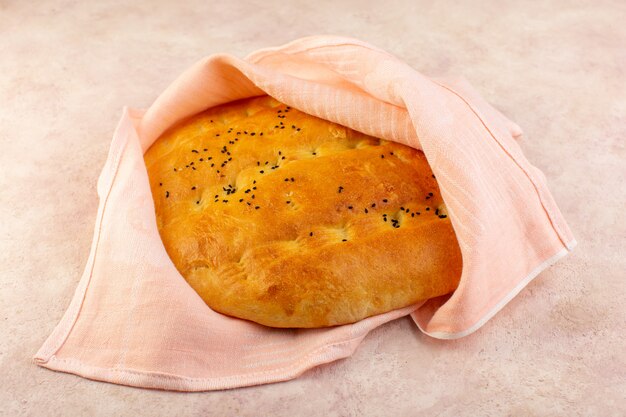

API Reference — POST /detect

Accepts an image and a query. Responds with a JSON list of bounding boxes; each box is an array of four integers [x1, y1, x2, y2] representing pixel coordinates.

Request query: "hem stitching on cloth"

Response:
[[41, 332, 371, 391], [415, 241, 577, 339], [34, 109, 134, 364]]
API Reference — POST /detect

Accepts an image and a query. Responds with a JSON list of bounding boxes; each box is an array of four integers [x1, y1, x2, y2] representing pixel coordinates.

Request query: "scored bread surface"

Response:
[[144, 95, 462, 328]]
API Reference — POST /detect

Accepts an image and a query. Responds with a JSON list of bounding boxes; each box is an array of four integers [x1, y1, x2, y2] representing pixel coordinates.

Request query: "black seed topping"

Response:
[[439, 214, 448, 219], [286, 200, 291, 204], [342, 239, 347, 242], [364, 208, 369, 213], [191, 186, 196, 190], [255, 206, 260, 209], [196, 200, 200, 204], [382, 199, 388, 203], [337, 186, 344, 193], [239, 198, 244, 202], [165, 191, 169, 198], [426, 207, 430, 211], [260, 170, 264, 174], [429, 192, 434, 196], [159, 182, 162, 186], [348, 205, 353, 209], [309, 232, 313, 236], [380, 154, 384, 159], [191, 149, 198, 153], [371, 203, 376, 208]]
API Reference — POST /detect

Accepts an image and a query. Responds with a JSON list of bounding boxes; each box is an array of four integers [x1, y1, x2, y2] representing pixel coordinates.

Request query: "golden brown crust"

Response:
[[144, 95, 462, 328]]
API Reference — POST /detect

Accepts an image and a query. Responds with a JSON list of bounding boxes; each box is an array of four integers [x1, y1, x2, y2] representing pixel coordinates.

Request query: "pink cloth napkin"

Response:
[[34, 36, 576, 391]]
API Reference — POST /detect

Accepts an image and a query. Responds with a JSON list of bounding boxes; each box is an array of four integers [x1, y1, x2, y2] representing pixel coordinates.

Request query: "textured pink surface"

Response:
[[2, 0, 624, 415]]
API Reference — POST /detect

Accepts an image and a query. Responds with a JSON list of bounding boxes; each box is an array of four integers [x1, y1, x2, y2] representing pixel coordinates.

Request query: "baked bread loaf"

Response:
[[144, 95, 462, 328]]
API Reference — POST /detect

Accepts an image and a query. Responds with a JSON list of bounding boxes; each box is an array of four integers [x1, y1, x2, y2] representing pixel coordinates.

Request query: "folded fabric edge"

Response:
[[413, 239, 577, 339], [33, 108, 139, 364], [34, 333, 369, 391]]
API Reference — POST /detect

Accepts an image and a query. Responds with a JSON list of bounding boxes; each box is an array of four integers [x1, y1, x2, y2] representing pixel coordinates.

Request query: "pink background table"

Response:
[[1, 1, 624, 415]]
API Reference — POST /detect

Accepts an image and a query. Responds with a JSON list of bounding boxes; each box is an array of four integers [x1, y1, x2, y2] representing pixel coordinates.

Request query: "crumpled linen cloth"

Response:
[[34, 35, 576, 391]]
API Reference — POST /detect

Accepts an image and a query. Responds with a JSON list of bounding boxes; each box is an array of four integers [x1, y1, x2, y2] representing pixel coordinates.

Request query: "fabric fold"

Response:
[[35, 35, 575, 391]]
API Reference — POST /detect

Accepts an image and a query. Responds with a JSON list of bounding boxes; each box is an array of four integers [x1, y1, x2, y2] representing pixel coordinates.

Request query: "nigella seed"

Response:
[[255, 206, 260, 209], [223, 199, 228, 203], [191, 186, 196, 190], [348, 205, 353, 209], [435, 208, 440, 215], [204, 148, 208, 151], [290, 177, 295, 182], [364, 208, 369, 213], [191, 149, 198, 153], [159, 182, 162, 186], [405, 208, 410, 213], [260, 132, 263, 136], [411, 213, 415, 217], [296, 128, 301, 131], [199, 158, 203, 161], [251, 133, 256, 136], [245, 189, 251, 193], [215, 194, 219, 198], [251, 194, 255, 199], [260, 170, 264, 174], [239, 198, 244, 202], [284, 178, 289, 182], [337, 186, 344, 193], [400, 206, 405, 211], [282, 156, 286, 160], [196, 200, 200, 204], [380, 154, 385, 159], [252, 186, 256, 190], [211, 163, 215, 167], [428, 192, 434, 196], [174, 168, 177, 171], [165, 191, 169, 198], [253, 180, 257, 184], [383, 217, 387, 222], [286, 200, 291, 204], [371, 203, 376, 208], [342, 239, 347, 242], [426, 207, 430, 211], [192, 167, 196, 170], [439, 214, 448, 219], [382, 199, 388, 203], [309, 232, 313, 236], [247, 202, 251, 206]]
